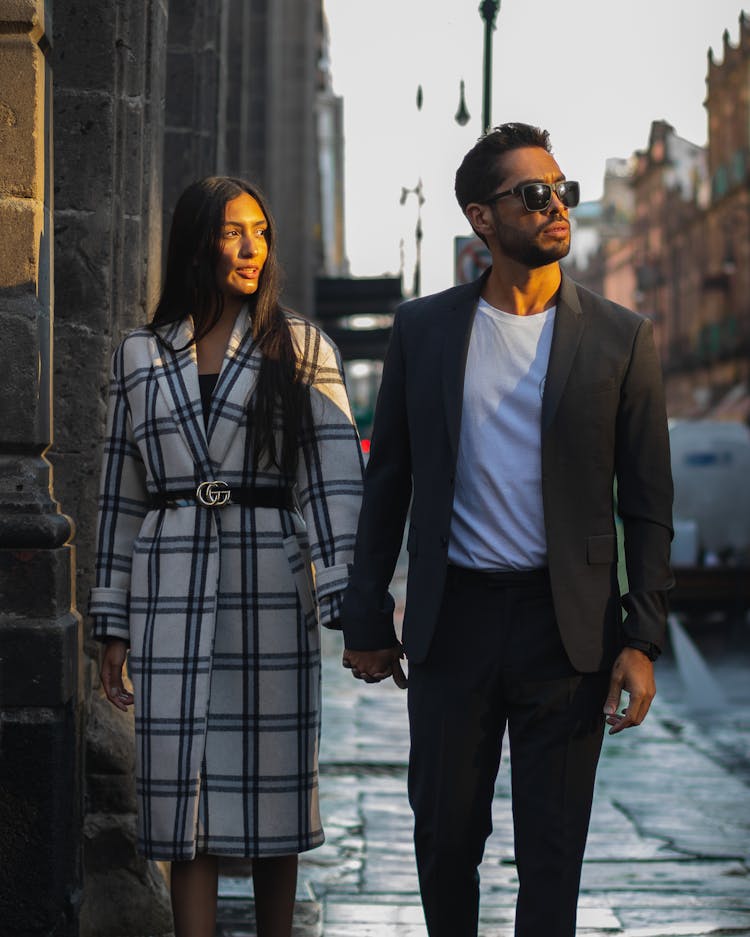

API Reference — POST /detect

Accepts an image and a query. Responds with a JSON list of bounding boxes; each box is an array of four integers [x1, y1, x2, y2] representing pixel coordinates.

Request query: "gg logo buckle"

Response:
[[196, 480, 231, 507]]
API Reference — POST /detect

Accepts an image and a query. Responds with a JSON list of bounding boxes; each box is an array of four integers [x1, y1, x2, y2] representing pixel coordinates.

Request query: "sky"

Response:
[[324, 0, 747, 296]]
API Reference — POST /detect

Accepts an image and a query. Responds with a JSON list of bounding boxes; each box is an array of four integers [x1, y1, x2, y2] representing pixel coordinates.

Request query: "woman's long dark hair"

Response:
[[150, 177, 309, 477]]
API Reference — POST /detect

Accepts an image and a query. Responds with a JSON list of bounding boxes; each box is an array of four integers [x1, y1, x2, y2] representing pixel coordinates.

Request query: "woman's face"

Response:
[[215, 192, 269, 309]]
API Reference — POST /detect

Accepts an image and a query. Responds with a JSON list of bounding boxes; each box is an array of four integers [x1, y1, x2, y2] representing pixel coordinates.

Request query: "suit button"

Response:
[[440, 536, 448, 547], [449, 475, 455, 486]]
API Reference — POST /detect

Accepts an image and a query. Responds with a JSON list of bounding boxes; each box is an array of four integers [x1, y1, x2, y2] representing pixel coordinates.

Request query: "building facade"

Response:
[[583, 13, 750, 421]]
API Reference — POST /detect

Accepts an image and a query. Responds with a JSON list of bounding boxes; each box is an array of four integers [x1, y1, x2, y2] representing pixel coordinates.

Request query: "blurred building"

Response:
[[627, 119, 708, 377], [316, 11, 349, 278], [563, 157, 635, 301], [570, 12, 750, 422]]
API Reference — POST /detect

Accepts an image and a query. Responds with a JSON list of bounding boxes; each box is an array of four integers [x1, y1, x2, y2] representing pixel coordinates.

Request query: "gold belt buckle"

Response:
[[196, 480, 231, 507]]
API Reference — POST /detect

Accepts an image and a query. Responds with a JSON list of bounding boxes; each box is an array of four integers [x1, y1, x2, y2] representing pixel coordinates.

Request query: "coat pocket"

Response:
[[282, 533, 319, 629], [586, 533, 617, 565]]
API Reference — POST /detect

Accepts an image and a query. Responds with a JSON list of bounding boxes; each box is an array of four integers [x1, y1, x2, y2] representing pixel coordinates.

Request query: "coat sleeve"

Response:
[[89, 342, 149, 642], [297, 334, 364, 628], [341, 309, 413, 651], [615, 318, 675, 652]]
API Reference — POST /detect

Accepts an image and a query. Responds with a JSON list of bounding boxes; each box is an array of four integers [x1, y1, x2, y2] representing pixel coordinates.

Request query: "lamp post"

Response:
[[479, 0, 501, 133], [400, 179, 425, 297]]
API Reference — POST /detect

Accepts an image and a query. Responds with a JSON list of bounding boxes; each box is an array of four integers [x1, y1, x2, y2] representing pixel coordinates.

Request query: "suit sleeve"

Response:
[[89, 343, 149, 643], [615, 318, 675, 651], [297, 335, 364, 628], [341, 309, 413, 651]]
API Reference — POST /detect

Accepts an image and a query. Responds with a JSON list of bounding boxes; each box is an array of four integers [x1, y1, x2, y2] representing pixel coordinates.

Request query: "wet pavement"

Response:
[[216, 566, 750, 936]]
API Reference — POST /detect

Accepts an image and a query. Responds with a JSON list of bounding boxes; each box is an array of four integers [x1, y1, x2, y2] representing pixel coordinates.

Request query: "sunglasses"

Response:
[[484, 180, 580, 213]]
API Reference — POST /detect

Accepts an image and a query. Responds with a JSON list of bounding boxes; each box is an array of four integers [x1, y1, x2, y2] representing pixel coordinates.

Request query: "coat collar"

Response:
[[150, 305, 262, 473], [541, 272, 584, 431], [441, 269, 584, 454]]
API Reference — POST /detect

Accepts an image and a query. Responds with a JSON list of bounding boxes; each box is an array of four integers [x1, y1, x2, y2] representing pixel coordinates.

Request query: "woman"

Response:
[[90, 177, 363, 937]]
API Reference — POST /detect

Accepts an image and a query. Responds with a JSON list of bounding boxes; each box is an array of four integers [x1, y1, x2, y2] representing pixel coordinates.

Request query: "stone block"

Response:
[[86, 772, 137, 815], [120, 99, 146, 214], [165, 47, 197, 128], [197, 47, 220, 138], [86, 690, 135, 777], [0, 196, 42, 287], [80, 830, 173, 937], [0, 601, 80, 710], [51, 0, 116, 92], [82, 812, 138, 871], [0, 703, 81, 936], [48, 469, 99, 617], [54, 209, 112, 321], [0, 0, 45, 25], [0, 293, 50, 446], [163, 128, 199, 217], [117, 0, 147, 100], [53, 89, 115, 213], [0, 34, 45, 198], [51, 325, 109, 600], [167, 3, 197, 47]]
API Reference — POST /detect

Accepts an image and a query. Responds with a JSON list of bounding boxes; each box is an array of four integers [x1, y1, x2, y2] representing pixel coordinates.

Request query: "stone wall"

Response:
[[0, 2, 83, 934], [1, 1, 325, 933], [51, 1, 173, 934]]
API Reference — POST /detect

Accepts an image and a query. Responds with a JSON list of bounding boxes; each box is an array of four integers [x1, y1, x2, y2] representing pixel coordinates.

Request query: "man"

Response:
[[341, 123, 673, 937]]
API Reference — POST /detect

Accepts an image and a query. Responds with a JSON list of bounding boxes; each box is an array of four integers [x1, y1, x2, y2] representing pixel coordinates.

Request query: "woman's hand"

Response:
[[100, 639, 135, 711]]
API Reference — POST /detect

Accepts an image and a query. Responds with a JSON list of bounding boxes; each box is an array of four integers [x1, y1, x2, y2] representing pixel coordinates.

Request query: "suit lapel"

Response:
[[151, 317, 213, 475], [442, 276, 486, 458], [541, 274, 584, 432], [206, 305, 262, 469]]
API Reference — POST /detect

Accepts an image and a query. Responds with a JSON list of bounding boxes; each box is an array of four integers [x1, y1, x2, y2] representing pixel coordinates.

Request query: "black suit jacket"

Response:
[[342, 272, 674, 672]]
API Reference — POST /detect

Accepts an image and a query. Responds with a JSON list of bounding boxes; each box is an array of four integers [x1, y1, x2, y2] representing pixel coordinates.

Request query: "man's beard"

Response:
[[491, 211, 571, 269]]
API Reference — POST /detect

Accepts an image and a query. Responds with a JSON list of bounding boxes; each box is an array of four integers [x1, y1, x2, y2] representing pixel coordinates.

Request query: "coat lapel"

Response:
[[206, 305, 263, 469], [541, 274, 585, 432], [151, 318, 213, 475], [441, 275, 487, 458]]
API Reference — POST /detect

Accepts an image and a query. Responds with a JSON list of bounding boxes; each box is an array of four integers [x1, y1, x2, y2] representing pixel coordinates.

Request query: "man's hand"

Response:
[[603, 647, 656, 735], [343, 645, 407, 689], [101, 639, 135, 711]]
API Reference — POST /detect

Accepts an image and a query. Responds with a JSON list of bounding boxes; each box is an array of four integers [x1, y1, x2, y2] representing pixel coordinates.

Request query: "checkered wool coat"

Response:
[[90, 307, 363, 860]]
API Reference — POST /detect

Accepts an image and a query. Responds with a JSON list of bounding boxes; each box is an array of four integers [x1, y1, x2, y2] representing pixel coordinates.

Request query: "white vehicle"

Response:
[[669, 419, 750, 565]]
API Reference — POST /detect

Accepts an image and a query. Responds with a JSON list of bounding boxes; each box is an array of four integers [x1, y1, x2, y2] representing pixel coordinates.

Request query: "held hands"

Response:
[[101, 639, 135, 711], [342, 645, 408, 689], [603, 647, 656, 735]]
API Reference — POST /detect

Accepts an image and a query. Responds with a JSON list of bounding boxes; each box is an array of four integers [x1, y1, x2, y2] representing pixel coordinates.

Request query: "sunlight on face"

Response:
[[216, 193, 269, 308]]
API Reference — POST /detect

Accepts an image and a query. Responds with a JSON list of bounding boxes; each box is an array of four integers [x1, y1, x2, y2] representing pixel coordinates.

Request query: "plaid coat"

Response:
[[90, 308, 363, 860]]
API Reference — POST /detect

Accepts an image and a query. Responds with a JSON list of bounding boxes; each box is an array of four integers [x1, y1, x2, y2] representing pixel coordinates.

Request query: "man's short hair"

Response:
[[454, 122, 552, 211]]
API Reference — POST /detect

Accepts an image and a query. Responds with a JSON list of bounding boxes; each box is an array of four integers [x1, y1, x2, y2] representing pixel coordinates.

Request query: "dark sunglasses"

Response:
[[485, 180, 580, 213]]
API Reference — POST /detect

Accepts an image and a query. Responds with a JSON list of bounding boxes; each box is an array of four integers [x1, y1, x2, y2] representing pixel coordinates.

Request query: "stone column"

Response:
[[52, 1, 173, 934], [0, 2, 83, 934]]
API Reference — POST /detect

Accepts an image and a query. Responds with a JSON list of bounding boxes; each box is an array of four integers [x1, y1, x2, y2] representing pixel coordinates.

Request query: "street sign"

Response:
[[454, 235, 491, 285]]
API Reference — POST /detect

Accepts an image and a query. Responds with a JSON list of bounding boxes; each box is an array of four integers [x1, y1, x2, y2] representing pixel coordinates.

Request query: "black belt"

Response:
[[150, 482, 295, 511], [446, 564, 550, 589]]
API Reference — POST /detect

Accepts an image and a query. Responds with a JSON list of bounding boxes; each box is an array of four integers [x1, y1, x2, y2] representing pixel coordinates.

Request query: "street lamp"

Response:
[[455, 79, 471, 127], [400, 179, 425, 297], [479, 0, 501, 133]]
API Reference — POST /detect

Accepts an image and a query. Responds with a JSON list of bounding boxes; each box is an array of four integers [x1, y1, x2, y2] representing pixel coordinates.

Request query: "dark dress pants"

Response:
[[407, 566, 610, 937]]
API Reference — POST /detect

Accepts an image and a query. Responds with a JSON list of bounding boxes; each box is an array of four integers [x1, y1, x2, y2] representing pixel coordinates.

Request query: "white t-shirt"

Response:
[[448, 297, 556, 571]]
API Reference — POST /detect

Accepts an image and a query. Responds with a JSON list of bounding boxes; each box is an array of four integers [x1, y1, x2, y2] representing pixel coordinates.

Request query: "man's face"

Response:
[[485, 147, 572, 269]]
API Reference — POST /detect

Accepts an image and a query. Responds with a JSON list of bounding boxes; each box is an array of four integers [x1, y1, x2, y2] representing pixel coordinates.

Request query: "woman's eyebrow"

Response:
[[221, 217, 267, 227]]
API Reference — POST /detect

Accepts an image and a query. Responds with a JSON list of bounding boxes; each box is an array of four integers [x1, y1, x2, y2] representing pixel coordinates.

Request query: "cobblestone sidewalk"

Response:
[[218, 583, 750, 936]]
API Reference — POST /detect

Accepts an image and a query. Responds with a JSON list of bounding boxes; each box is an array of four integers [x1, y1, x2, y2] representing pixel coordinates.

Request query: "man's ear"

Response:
[[465, 202, 494, 240]]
